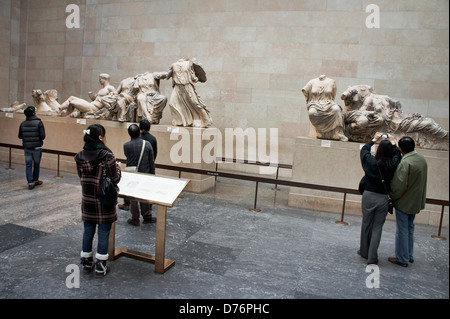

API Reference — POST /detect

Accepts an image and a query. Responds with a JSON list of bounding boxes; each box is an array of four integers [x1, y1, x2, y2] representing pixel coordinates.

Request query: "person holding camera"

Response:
[[358, 132, 401, 265]]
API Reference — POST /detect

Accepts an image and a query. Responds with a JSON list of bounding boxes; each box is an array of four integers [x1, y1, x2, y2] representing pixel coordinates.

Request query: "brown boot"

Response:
[[118, 203, 129, 211], [127, 218, 139, 226]]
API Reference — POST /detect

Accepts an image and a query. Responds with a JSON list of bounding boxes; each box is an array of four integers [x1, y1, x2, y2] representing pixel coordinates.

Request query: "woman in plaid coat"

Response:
[[75, 124, 121, 278]]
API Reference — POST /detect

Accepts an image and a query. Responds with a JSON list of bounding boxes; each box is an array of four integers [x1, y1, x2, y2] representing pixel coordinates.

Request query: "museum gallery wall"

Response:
[[1, 0, 448, 158], [0, 0, 448, 225]]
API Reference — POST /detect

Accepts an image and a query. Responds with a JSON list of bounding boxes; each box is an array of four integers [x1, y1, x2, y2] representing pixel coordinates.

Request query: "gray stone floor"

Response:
[[0, 162, 448, 301]]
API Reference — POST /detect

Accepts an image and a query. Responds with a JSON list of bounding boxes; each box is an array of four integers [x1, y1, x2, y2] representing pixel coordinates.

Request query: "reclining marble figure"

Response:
[[1, 101, 27, 113], [60, 73, 117, 118], [341, 85, 449, 150]]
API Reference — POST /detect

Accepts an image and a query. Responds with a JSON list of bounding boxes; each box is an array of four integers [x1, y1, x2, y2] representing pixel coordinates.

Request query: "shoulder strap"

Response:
[[102, 153, 108, 178], [376, 164, 390, 196], [137, 140, 146, 170]]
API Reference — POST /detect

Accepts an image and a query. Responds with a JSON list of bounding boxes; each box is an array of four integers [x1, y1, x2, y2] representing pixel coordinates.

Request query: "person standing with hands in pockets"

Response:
[[18, 106, 46, 189], [388, 136, 428, 267]]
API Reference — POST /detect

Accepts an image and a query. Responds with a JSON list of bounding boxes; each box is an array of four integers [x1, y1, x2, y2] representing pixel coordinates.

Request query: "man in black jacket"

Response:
[[119, 119, 157, 211], [123, 124, 155, 226], [18, 106, 46, 189], [140, 119, 157, 161]]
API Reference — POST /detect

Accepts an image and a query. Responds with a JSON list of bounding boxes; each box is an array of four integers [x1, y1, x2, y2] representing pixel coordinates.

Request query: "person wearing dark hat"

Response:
[[18, 106, 46, 189]]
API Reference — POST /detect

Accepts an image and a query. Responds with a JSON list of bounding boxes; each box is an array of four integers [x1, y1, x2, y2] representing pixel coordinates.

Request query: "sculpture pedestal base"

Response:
[[288, 137, 364, 216], [0, 113, 218, 193], [288, 137, 449, 227], [150, 125, 218, 193]]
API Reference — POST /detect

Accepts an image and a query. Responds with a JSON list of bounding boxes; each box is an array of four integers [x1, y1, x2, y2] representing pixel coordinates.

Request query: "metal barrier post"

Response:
[[54, 154, 63, 179], [215, 161, 219, 182], [272, 166, 280, 191], [336, 192, 349, 226], [6, 147, 15, 170], [249, 181, 261, 212], [178, 168, 184, 199], [431, 205, 447, 240]]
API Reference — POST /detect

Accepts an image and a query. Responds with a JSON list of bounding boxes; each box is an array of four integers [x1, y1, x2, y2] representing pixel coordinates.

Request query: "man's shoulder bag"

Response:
[[125, 140, 146, 172]]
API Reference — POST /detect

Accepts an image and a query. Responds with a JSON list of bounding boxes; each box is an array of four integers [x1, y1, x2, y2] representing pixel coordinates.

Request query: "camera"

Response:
[[381, 134, 388, 139]]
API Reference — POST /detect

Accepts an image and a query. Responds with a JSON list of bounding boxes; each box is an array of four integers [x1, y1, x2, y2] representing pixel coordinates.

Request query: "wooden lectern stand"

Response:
[[108, 171, 190, 274]]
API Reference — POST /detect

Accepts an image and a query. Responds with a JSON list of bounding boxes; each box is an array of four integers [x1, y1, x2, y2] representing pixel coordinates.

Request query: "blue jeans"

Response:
[[24, 148, 42, 185], [82, 222, 112, 256], [395, 208, 416, 264]]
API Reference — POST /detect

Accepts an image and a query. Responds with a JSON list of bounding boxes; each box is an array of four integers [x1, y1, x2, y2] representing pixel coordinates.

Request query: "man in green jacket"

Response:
[[388, 136, 428, 267]]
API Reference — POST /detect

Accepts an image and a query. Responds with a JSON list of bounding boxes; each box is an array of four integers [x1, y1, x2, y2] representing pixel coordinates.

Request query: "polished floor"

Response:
[[0, 161, 448, 300]]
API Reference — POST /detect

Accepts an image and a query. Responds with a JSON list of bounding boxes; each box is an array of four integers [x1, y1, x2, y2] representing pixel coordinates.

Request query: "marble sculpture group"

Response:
[[1, 59, 448, 150]]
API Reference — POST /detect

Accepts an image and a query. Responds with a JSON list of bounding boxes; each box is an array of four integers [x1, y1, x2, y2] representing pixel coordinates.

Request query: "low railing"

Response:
[[214, 157, 292, 190], [1, 142, 448, 240]]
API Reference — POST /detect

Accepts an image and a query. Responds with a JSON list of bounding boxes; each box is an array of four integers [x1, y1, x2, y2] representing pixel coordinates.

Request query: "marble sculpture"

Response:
[[60, 73, 116, 118], [2, 68, 448, 149], [302, 76, 448, 150], [133, 71, 168, 125], [9, 58, 213, 128], [1, 101, 27, 113], [167, 58, 212, 128], [341, 85, 449, 150], [302, 75, 348, 141]]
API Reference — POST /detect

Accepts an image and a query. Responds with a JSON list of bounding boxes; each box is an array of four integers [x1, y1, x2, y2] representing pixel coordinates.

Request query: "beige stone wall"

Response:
[[2, 0, 449, 167], [0, 0, 21, 103], [0, 0, 10, 102]]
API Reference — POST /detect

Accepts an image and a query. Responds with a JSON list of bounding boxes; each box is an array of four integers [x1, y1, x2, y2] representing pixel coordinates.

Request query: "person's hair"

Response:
[[376, 140, 395, 169], [398, 136, 415, 154], [24, 106, 35, 117], [83, 124, 106, 143], [139, 119, 150, 132], [128, 124, 140, 138]]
